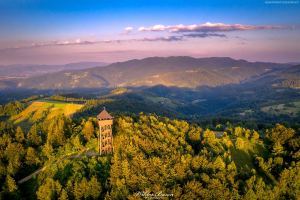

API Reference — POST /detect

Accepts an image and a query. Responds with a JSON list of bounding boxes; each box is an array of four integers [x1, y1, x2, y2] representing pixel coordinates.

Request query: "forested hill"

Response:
[[252, 64, 300, 87], [1, 111, 300, 199], [73, 99, 184, 119], [1, 56, 293, 90]]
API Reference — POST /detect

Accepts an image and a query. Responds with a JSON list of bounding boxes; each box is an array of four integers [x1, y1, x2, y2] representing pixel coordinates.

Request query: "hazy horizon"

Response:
[[1, 0, 300, 65], [1, 55, 300, 67]]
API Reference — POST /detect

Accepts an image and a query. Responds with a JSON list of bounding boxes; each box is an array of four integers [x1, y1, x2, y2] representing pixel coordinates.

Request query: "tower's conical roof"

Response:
[[97, 109, 113, 120]]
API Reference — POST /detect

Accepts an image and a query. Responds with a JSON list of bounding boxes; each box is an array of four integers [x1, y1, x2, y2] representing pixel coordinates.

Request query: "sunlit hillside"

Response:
[[8, 100, 84, 130]]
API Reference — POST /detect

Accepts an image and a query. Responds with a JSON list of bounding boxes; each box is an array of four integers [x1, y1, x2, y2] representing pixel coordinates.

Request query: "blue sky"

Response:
[[0, 0, 299, 65]]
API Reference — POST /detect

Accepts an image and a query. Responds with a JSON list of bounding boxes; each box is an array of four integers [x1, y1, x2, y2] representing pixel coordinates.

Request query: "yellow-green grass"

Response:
[[229, 140, 269, 172], [64, 104, 83, 117], [9, 102, 47, 130], [145, 96, 178, 108], [10, 102, 45, 123], [41, 103, 67, 108], [229, 139, 277, 185], [146, 96, 168, 103], [36, 100, 84, 116], [9, 100, 84, 130], [239, 109, 253, 116], [261, 102, 300, 116]]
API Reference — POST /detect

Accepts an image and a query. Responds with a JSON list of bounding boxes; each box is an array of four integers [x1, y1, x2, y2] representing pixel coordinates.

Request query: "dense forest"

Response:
[[276, 79, 300, 89], [73, 99, 182, 119], [0, 92, 300, 199], [48, 93, 97, 103], [1, 81, 299, 125], [143, 86, 300, 124]]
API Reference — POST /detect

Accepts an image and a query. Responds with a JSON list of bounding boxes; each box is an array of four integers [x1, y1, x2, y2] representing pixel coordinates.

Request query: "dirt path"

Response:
[[18, 149, 96, 184]]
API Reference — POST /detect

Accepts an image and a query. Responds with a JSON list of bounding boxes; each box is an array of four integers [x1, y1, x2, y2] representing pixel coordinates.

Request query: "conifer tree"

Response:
[[3, 175, 18, 193], [234, 127, 243, 137], [82, 121, 95, 141], [15, 126, 25, 143], [252, 130, 260, 141], [25, 147, 40, 166], [26, 124, 42, 147], [73, 135, 83, 151], [235, 138, 244, 149], [58, 189, 68, 200], [272, 142, 286, 156], [42, 142, 54, 160]]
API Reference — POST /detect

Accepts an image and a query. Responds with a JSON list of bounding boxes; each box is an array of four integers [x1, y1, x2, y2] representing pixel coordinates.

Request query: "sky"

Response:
[[0, 0, 299, 65]]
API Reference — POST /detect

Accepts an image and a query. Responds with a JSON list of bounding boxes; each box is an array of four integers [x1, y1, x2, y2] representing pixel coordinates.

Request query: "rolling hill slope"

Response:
[[251, 64, 300, 87], [1, 56, 293, 90], [9, 100, 84, 130]]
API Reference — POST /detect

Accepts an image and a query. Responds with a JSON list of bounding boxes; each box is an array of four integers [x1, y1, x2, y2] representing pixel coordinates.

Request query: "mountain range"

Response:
[[0, 56, 298, 90], [0, 62, 108, 78]]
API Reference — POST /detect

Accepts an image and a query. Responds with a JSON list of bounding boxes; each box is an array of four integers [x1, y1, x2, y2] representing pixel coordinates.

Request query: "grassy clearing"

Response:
[[145, 96, 178, 108], [261, 102, 300, 116], [239, 109, 253, 116], [10, 102, 45, 123], [146, 96, 168, 103], [229, 140, 269, 172], [64, 104, 84, 117], [41, 102, 67, 108], [9, 100, 84, 130], [229, 139, 276, 185]]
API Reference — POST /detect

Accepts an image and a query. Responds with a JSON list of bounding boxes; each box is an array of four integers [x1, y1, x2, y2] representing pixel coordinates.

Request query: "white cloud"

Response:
[[138, 24, 169, 31], [138, 22, 287, 33], [124, 27, 133, 32]]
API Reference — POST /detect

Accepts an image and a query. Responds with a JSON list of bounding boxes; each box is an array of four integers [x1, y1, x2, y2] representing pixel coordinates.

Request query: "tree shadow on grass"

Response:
[[230, 146, 255, 172]]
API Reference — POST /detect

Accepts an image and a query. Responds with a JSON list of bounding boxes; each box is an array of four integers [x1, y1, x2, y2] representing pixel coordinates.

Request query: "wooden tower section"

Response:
[[97, 109, 114, 155]]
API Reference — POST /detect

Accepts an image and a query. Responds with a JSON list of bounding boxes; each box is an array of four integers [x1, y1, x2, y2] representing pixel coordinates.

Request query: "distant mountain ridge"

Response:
[[0, 56, 296, 90], [0, 62, 109, 78]]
